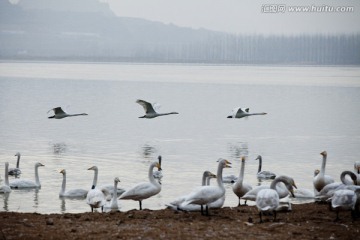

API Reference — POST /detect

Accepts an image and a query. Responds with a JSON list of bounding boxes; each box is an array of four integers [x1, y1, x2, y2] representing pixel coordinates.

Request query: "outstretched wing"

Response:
[[136, 99, 157, 114], [47, 107, 66, 115]]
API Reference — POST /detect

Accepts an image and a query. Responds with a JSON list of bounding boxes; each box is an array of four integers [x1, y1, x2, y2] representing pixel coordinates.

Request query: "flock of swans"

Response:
[[1, 100, 359, 223], [1, 149, 360, 222]]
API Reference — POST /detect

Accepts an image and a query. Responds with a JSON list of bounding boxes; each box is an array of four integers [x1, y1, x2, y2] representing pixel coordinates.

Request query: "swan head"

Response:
[[314, 169, 320, 176], [114, 177, 120, 183], [36, 162, 45, 168], [320, 151, 327, 157], [217, 158, 232, 168], [60, 169, 66, 175], [88, 166, 98, 171], [14, 152, 21, 157], [155, 162, 162, 170], [157, 155, 162, 170], [241, 156, 246, 162], [203, 171, 217, 179], [255, 155, 262, 161]]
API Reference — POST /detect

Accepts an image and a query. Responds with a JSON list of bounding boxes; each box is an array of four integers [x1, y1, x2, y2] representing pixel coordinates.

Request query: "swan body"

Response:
[[166, 171, 216, 211], [330, 189, 358, 221], [232, 157, 252, 206], [88, 166, 125, 197], [104, 177, 121, 210], [59, 169, 88, 198], [9, 162, 44, 189], [8, 152, 22, 176], [183, 158, 231, 215], [136, 99, 179, 118], [293, 188, 315, 198], [48, 107, 88, 119], [313, 151, 334, 193], [153, 155, 163, 181], [256, 176, 296, 223], [0, 162, 11, 193], [86, 185, 108, 212], [255, 155, 276, 179], [227, 107, 267, 119], [242, 176, 297, 202], [222, 174, 238, 183], [119, 162, 161, 210]]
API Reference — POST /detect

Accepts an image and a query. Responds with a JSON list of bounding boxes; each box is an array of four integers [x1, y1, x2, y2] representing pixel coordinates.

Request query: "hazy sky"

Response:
[[102, 0, 360, 35]]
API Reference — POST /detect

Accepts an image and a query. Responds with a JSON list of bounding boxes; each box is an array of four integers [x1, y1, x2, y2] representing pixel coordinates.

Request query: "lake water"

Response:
[[0, 62, 360, 213]]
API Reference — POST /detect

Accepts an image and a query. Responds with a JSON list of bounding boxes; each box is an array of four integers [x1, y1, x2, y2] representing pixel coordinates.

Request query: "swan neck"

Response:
[[201, 173, 207, 186], [320, 154, 327, 175], [92, 169, 98, 187], [149, 163, 159, 186], [112, 181, 118, 202], [340, 171, 356, 184], [270, 177, 287, 190], [4, 163, 9, 186], [16, 155, 20, 168], [61, 173, 66, 194], [257, 157, 262, 173], [35, 165, 41, 187], [216, 162, 225, 188], [206, 177, 211, 186], [238, 160, 245, 182]]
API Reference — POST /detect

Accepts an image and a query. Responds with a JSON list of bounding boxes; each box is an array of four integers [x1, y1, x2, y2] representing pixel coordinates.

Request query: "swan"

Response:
[[207, 174, 225, 209], [153, 155, 163, 181], [104, 177, 121, 210], [232, 156, 252, 206], [8, 152, 22, 176], [256, 176, 296, 223], [313, 151, 335, 193], [227, 107, 267, 119], [242, 175, 297, 202], [222, 174, 238, 184], [48, 107, 88, 119], [329, 189, 359, 221], [136, 99, 179, 118], [354, 161, 360, 185], [9, 162, 44, 189], [316, 171, 357, 202], [119, 161, 162, 210], [59, 169, 88, 198], [88, 166, 125, 197], [0, 162, 11, 193], [166, 171, 217, 211], [255, 155, 276, 179], [183, 158, 232, 215], [86, 185, 108, 213]]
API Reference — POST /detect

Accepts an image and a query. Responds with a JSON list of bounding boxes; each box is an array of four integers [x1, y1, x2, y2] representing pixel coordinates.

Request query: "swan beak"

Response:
[[87, 166, 95, 170], [320, 151, 327, 156], [39, 163, 45, 167], [225, 160, 232, 168], [60, 169, 65, 174], [292, 182, 297, 189]]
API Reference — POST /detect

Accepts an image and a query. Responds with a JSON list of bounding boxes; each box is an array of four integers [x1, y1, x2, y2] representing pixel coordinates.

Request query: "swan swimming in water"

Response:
[[88, 166, 125, 197], [166, 171, 217, 211], [104, 177, 121, 211], [48, 107, 88, 119], [59, 169, 88, 198], [313, 151, 335, 193], [136, 99, 179, 118], [183, 158, 231, 215], [232, 157, 252, 206], [119, 162, 162, 210], [9, 162, 44, 189], [8, 152, 22, 176], [255, 155, 276, 179], [227, 107, 267, 119], [256, 176, 296, 223], [0, 162, 11, 193]]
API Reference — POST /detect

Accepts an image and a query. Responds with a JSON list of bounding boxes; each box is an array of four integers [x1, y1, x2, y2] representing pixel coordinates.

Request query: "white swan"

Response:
[[316, 171, 357, 202], [242, 175, 297, 202], [8, 152, 22, 176], [86, 185, 108, 213], [222, 174, 238, 184], [256, 176, 296, 223], [0, 162, 11, 193], [119, 161, 161, 210], [166, 171, 216, 211], [232, 156, 252, 206], [354, 161, 360, 185], [104, 177, 121, 210], [88, 166, 125, 197], [329, 189, 359, 221], [59, 169, 88, 198], [183, 158, 231, 215], [207, 175, 225, 209], [48, 107, 88, 119], [136, 99, 179, 118], [227, 107, 267, 119], [9, 162, 44, 189], [313, 151, 335, 193], [255, 155, 276, 179], [153, 155, 163, 181]]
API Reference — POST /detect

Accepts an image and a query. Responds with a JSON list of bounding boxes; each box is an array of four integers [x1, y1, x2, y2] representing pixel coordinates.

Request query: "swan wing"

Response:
[[136, 99, 157, 114], [119, 182, 160, 200], [9, 179, 37, 188]]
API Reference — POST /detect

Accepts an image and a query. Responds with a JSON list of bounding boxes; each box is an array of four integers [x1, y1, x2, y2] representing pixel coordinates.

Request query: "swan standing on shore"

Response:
[[166, 171, 217, 211], [136, 99, 179, 118], [153, 155, 163, 181], [227, 107, 267, 119], [8, 152, 22, 176], [329, 189, 359, 221], [0, 163, 11, 193], [255, 155, 276, 179], [119, 162, 162, 210], [232, 157, 252, 206], [256, 176, 296, 223], [104, 177, 121, 210], [183, 158, 231, 215], [86, 185, 108, 213], [9, 162, 44, 189], [313, 151, 334, 193], [47, 107, 88, 119], [88, 166, 125, 196], [59, 169, 88, 198]]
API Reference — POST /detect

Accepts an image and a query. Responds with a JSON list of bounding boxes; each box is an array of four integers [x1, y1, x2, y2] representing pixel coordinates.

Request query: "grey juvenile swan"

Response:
[[48, 107, 88, 119], [8, 152, 22, 176]]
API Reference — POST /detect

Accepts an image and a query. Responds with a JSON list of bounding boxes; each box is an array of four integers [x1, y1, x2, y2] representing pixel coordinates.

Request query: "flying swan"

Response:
[[119, 161, 162, 210], [8, 152, 22, 176], [59, 169, 88, 198], [48, 107, 88, 119], [9, 162, 44, 189], [136, 99, 179, 118], [227, 107, 267, 119]]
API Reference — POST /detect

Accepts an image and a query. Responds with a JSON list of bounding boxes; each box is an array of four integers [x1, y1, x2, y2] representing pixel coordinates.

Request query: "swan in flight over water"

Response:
[[136, 99, 179, 118], [9, 162, 44, 189], [8, 152, 22, 176], [255, 155, 276, 179], [47, 107, 88, 119], [119, 161, 162, 210], [227, 107, 267, 119], [0, 162, 11, 193]]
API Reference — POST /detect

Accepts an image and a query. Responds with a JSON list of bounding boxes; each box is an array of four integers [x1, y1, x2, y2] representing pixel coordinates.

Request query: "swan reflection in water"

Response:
[[140, 144, 158, 159], [51, 142, 68, 155], [1, 193, 10, 211]]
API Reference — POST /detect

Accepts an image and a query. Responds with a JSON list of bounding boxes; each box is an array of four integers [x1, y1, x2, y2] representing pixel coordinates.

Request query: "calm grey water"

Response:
[[0, 62, 360, 213]]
